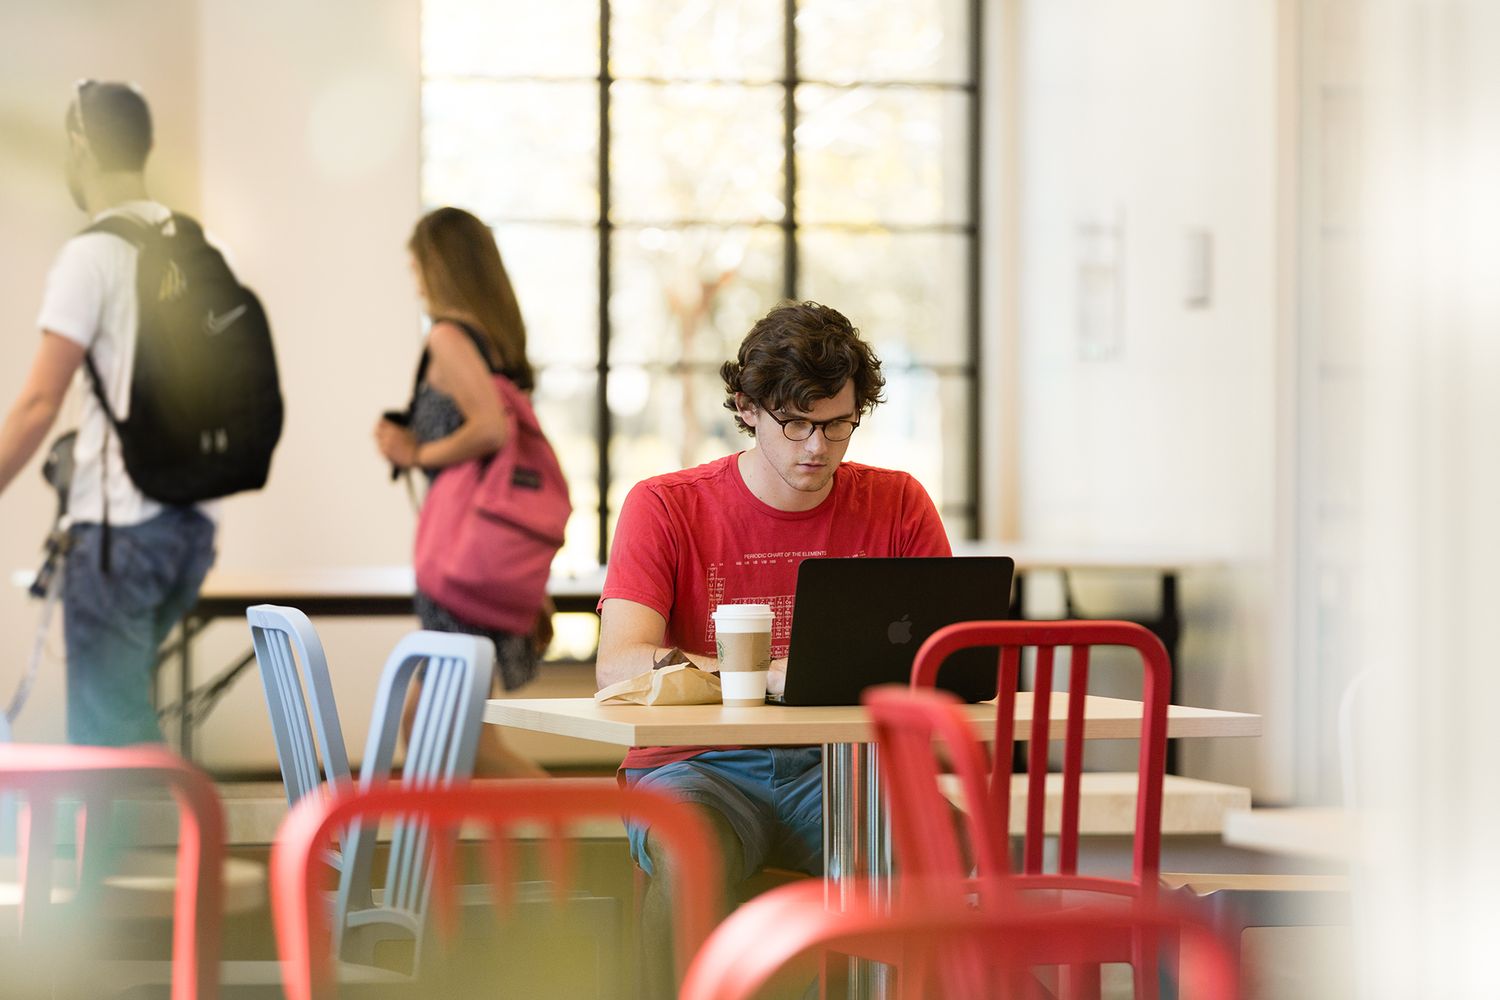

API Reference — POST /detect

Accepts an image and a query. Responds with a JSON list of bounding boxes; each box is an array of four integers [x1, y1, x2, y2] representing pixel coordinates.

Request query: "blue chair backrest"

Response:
[[334, 629, 494, 969], [247, 604, 353, 805]]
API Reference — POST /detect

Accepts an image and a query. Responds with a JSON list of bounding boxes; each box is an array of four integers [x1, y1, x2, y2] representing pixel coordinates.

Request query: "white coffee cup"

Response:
[[712, 603, 774, 706], [719, 670, 769, 705]]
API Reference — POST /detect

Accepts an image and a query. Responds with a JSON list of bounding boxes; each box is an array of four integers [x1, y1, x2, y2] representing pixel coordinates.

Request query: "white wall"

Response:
[[1013, 0, 1288, 796], [1354, 5, 1500, 992], [191, 0, 423, 771]]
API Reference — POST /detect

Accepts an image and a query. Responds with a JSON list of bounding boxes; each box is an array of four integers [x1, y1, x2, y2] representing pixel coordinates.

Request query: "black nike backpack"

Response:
[[83, 212, 283, 505]]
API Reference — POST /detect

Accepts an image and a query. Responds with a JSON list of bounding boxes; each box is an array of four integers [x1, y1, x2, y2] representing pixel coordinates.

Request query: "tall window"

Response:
[[423, 0, 981, 572]]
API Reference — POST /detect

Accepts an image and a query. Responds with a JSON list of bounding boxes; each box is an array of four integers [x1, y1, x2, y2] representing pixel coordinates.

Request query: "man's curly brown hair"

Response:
[[721, 301, 886, 435]]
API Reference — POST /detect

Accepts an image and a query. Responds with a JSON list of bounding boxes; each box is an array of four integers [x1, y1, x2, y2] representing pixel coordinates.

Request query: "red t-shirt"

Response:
[[601, 454, 952, 769]]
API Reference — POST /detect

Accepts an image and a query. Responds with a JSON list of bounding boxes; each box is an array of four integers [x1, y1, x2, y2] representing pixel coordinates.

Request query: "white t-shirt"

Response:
[[35, 200, 216, 526]]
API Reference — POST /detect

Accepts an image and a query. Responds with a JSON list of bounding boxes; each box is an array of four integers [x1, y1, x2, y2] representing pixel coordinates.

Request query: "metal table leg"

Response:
[[1156, 573, 1183, 772], [823, 741, 892, 999], [179, 614, 197, 759]]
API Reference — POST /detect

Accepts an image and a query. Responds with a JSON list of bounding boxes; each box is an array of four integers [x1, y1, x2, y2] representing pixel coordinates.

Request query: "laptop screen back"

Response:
[[778, 556, 1015, 706]]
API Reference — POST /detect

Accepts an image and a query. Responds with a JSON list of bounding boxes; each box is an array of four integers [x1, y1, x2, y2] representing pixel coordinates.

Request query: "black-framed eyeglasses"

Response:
[[757, 403, 861, 443]]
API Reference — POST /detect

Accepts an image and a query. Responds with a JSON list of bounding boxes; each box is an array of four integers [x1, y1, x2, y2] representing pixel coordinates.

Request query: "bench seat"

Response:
[[940, 771, 1252, 835]]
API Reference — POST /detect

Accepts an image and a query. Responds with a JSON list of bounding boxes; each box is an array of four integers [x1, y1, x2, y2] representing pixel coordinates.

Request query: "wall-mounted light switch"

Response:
[[1077, 210, 1125, 361], [1184, 228, 1213, 308]]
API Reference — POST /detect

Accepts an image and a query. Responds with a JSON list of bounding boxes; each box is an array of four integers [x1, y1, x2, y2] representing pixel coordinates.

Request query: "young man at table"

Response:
[[596, 300, 951, 995]]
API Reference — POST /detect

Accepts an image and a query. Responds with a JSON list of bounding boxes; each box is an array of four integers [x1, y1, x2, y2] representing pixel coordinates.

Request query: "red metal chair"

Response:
[[679, 879, 1238, 1000], [869, 620, 1174, 997], [272, 778, 724, 1000], [899, 620, 1171, 883], [0, 742, 225, 1000]]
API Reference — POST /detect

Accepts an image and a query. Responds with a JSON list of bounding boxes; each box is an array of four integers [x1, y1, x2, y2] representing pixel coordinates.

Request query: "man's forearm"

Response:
[[595, 643, 720, 690], [0, 394, 62, 495]]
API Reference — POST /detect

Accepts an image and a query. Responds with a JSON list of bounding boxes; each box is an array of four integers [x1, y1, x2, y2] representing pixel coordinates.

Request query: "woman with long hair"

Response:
[[375, 206, 549, 778]]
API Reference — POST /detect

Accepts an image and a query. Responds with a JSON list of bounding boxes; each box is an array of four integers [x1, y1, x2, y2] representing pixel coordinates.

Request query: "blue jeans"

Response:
[[63, 508, 216, 746], [624, 747, 824, 882]]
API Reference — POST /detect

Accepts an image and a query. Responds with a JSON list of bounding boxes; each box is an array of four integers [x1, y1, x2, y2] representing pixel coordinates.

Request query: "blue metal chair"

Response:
[[247, 605, 353, 805], [247, 606, 494, 973], [334, 629, 493, 969]]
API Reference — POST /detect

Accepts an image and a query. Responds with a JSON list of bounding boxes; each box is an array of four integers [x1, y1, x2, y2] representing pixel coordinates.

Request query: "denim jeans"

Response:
[[624, 747, 824, 882], [63, 507, 216, 746]]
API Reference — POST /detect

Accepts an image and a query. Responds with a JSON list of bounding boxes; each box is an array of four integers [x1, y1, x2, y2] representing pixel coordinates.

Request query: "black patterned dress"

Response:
[[408, 322, 539, 692]]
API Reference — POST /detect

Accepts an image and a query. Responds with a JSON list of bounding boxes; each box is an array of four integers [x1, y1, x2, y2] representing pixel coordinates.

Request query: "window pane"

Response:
[[533, 366, 600, 572], [842, 369, 968, 515], [607, 366, 746, 516], [798, 0, 972, 85], [612, 82, 785, 224], [493, 223, 599, 367], [609, 225, 783, 365], [796, 85, 970, 226], [799, 230, 970, 367], [546, 613, 601, 662], [423, 0, 598, 79], [424, 80, 598, 222], [612, 0, 782, 82]]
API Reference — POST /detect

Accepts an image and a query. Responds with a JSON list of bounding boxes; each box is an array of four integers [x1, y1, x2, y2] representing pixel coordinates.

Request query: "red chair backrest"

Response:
[[864, 686, 1009, 884], [271, 778, 724, 1000], [0, 742, 225, 1000], [679, 879, 1238, 1000], [895, 620, 1172, 890]]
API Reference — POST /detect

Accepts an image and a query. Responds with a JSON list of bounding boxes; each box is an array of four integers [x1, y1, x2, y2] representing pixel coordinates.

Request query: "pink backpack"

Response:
[[414, 374, 570, 633]]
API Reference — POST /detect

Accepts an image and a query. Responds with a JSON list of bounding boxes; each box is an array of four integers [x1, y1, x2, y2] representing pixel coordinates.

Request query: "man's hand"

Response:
[[0, 332, 84, 496]]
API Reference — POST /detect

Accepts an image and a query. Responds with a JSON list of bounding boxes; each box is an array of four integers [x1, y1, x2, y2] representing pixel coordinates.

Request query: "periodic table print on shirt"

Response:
[[704, 548, 866, 659]]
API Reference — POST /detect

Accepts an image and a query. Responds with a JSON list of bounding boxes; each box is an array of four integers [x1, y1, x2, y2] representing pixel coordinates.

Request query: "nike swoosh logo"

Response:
[[204, 304, 247, 336]]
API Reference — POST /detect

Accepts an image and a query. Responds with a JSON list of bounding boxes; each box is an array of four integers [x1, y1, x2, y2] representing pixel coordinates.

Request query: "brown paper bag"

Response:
[[594, 663, 722, 706]]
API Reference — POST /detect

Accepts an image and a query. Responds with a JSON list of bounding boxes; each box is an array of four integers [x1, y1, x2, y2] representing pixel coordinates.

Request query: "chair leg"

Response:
[[1059, 962, 1102, 1000], [1200, 887, 1351, 993]]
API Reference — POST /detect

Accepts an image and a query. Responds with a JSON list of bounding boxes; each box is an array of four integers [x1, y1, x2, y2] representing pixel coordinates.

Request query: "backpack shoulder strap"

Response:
[[463, 323, 501, 373], [76, 212, 174, 426], [74, 224, 137, 572], [403, 318, 498, 416], [162, 212, 210, 246], [167, 212, 204, 235], [81, 354, 123, 431], [432, 317, 501, 372], [82, 213, 157, 248], [76, 217, 157, 430], [407, 348, 432, 410]]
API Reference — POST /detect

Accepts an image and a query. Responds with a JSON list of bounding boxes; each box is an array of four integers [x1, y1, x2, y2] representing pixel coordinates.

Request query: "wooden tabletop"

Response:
[[483, 694, 1261, 746], [196, 565, 609, 601], [1222, 806, 1356, 861]]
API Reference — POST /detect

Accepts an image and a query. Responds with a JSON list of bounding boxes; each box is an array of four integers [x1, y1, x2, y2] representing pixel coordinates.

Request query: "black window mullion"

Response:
[[438, 0, 990, 564], [782, 0, 798, 300], [597, 0, 614, 566], [965, 0, 983, 540]]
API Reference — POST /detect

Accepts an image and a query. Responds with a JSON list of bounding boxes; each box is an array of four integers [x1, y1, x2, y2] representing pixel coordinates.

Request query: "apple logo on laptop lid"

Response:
[[887, 613, 914, 645]]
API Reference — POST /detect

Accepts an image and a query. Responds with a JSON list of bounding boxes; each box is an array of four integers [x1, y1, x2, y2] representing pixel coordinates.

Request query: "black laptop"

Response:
[[771, 556, 1015, 706]]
